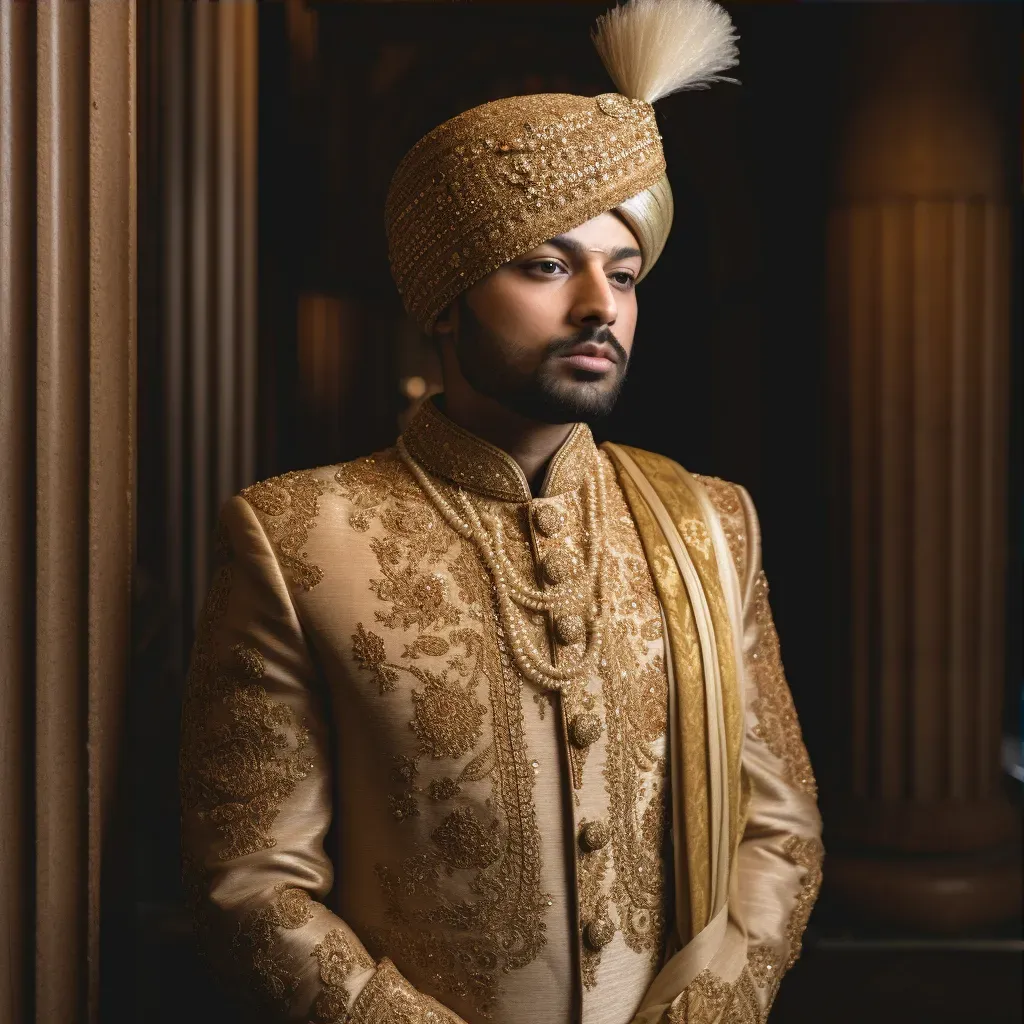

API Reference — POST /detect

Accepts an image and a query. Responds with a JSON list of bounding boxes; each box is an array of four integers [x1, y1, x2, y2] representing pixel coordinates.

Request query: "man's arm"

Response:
[[180, 494, 466, 1023], [704, 479, 824, 1016], [622, 470, 823, 1024]]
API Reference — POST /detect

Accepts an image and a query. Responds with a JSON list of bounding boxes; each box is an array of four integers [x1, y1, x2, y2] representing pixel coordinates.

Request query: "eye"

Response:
[[610, 271, 636, 288], [527, 259, 565, 276]]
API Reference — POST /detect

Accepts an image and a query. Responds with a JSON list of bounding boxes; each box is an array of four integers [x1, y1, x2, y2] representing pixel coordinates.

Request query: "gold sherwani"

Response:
[[180, 400, 822, 1024]]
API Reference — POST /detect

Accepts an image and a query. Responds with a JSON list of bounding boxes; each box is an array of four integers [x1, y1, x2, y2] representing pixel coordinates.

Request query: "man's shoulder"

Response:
[[600, 440, 748, 512], [238, 446, 405, 511], [225, 446, 412, 590], [601, 441, 753, 580], [235, 444, 427, 544]]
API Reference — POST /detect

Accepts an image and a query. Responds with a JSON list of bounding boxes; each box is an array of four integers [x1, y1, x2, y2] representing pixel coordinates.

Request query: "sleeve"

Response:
[[634, 479, 823, 1023], [717, 482, 824, 1015], [179, 494, 467, 1024]]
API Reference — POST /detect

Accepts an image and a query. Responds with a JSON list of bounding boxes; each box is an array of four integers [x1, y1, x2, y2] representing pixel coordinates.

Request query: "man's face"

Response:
[[437, 211, 642, 424]]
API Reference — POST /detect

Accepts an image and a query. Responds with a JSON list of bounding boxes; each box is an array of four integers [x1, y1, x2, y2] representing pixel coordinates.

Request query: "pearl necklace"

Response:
[[397, 437, 608, 691]]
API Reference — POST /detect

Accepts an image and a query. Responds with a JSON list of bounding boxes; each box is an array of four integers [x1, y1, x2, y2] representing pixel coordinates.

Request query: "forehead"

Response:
[[535, 211, 640, 255]]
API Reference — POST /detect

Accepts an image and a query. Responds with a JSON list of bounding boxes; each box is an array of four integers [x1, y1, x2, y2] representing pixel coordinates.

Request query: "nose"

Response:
[[568, 266, 617, 330]]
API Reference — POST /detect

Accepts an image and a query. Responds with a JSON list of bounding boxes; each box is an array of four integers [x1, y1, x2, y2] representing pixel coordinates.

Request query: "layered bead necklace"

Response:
[[397, 436, 608, 692]]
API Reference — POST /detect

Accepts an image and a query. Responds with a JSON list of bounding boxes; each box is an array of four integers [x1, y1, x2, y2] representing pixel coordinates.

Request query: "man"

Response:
[[179, 1, 822, 1022]]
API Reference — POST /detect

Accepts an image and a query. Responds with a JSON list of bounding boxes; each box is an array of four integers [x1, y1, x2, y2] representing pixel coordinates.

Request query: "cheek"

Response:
[[616, 296, 638, 355], [469, 278, 563, 349]]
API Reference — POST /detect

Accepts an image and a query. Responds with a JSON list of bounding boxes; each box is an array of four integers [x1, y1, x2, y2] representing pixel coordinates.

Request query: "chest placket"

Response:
[[526, 498, 610, 1020]]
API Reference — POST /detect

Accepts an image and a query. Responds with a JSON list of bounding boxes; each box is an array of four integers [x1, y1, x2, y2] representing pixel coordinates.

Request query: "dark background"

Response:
[[124, 4, 1022, 1023]]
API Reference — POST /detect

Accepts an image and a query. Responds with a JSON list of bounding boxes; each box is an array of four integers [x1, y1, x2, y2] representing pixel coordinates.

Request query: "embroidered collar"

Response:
[[400, 397, 598, 502]]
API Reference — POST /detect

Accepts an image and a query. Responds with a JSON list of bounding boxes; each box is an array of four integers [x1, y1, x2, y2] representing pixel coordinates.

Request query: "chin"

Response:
[[555, 373, 621, 404], [510, 380, 621, 424]]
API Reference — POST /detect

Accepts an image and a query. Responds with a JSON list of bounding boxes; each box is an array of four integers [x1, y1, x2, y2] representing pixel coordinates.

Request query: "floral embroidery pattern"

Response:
[[668, 969, 731, 1023], [349, 958, 464, 1024], [352, 623, 400, 693], [730, 968, 767, 1023], [746, 943, 783, 994], [326, 423, 673, 1012], [311, 927, 376, 1023], [750, 572, 818, 798], [591, 458, 671, 974], [431, 807, 502, 872], [692, 474, 747, 584], [232, 884, 315, 1012], [410, 669, 487, 760], [335, 453, 550, 1016], [664, 965, 766, 1024], [180, 543, 314, 861], [243, 470, 326, 590], [782, 834, 824, 970], [428, 777, 461, 801], [389, 792, 420, 822], [682, 518, 712, 557], [370, 549, 461, 632], [576, 820, 612, 989], [335, 455, 406, 532], [402, 634, 451, 660]]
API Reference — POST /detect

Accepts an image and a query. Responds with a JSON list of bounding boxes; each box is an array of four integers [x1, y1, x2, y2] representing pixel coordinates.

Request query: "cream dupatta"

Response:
[[603, 445, 747, 1021]]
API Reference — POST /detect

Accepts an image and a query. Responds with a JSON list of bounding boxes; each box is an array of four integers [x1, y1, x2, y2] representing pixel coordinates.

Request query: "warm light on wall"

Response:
[[296, 292, 364, 456]]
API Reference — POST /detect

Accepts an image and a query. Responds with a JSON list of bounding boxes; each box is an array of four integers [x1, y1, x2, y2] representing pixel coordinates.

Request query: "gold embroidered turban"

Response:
[[385, 0, 739, 331]]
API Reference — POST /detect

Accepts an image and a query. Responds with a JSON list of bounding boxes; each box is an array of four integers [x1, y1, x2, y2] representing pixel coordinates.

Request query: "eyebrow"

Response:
[[543, 234, 642, 263]]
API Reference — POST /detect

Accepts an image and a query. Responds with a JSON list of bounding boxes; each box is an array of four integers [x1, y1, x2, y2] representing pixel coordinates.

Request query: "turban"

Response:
[[385, 0, 739, 331]]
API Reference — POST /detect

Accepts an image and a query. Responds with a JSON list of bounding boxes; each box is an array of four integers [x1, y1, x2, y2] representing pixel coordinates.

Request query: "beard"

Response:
[[453, 296, 630, 425]]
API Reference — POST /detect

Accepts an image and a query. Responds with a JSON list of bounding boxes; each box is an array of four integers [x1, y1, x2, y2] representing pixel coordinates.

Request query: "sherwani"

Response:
[[179, 398, 822, 1024]]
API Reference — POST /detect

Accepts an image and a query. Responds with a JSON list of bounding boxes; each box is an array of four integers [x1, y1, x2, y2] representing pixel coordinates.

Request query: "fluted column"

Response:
[[0, 2, 136, 1021], [827, 5, 1018, 931], [152, 0, 258, 666]]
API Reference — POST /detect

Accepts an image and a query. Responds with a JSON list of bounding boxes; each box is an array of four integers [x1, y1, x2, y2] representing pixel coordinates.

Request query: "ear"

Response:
[[432, 299, 459, 338]]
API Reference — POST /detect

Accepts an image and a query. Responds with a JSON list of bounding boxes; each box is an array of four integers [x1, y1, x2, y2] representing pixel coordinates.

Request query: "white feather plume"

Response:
[[592, 0, 739, 104]]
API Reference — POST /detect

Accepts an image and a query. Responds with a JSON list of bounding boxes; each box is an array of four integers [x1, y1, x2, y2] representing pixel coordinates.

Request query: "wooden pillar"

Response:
[[0, 2, 136, 1021], [827, 4, 1019, 932], [149, 0, 258, 667]]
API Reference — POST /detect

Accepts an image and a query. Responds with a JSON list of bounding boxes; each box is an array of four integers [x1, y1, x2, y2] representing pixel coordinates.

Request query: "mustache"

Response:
[[543, 327, 628, 364]]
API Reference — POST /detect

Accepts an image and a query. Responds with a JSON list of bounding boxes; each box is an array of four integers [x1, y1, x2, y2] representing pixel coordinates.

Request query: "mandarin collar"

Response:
[[400, 397, 598, 502]]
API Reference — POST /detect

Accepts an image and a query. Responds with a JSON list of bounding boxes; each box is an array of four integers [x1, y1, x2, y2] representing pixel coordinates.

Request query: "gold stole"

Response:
[[603, 445, 745, 1006]]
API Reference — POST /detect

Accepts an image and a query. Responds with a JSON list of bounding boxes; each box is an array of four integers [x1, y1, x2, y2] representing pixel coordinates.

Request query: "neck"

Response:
[[438, 389, 574, 497]]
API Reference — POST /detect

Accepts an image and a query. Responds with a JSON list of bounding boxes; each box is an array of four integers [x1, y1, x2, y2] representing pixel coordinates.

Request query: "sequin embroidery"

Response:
[[180, 548, 314, 860], [232, 885, 315, 1011], [751, 572, 818, 798], [782, 835, 824, 971], [336, 445, 550, 1015], [311, 928, 376, 1024], [692, 474, 747, 583], [349, 958, 464, 1024], [243, 470, 326, 590]]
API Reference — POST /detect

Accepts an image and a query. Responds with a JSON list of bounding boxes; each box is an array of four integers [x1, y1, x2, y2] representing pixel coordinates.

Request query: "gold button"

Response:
[[554, 613, 586, 646], [532, 503, 564, 538], [541, 548, 574, 585], [569, 712, 603, 749], [583, 917, 615, 951], [579, 819, 610, 852]]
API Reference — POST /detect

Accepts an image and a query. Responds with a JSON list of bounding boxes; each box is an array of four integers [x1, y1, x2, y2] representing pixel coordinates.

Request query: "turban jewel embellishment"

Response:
[[385, 0, 739, 331]]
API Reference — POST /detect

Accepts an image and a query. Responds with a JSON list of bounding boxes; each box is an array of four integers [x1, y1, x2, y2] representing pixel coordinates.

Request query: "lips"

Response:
[[559, 342, 618, 374]]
